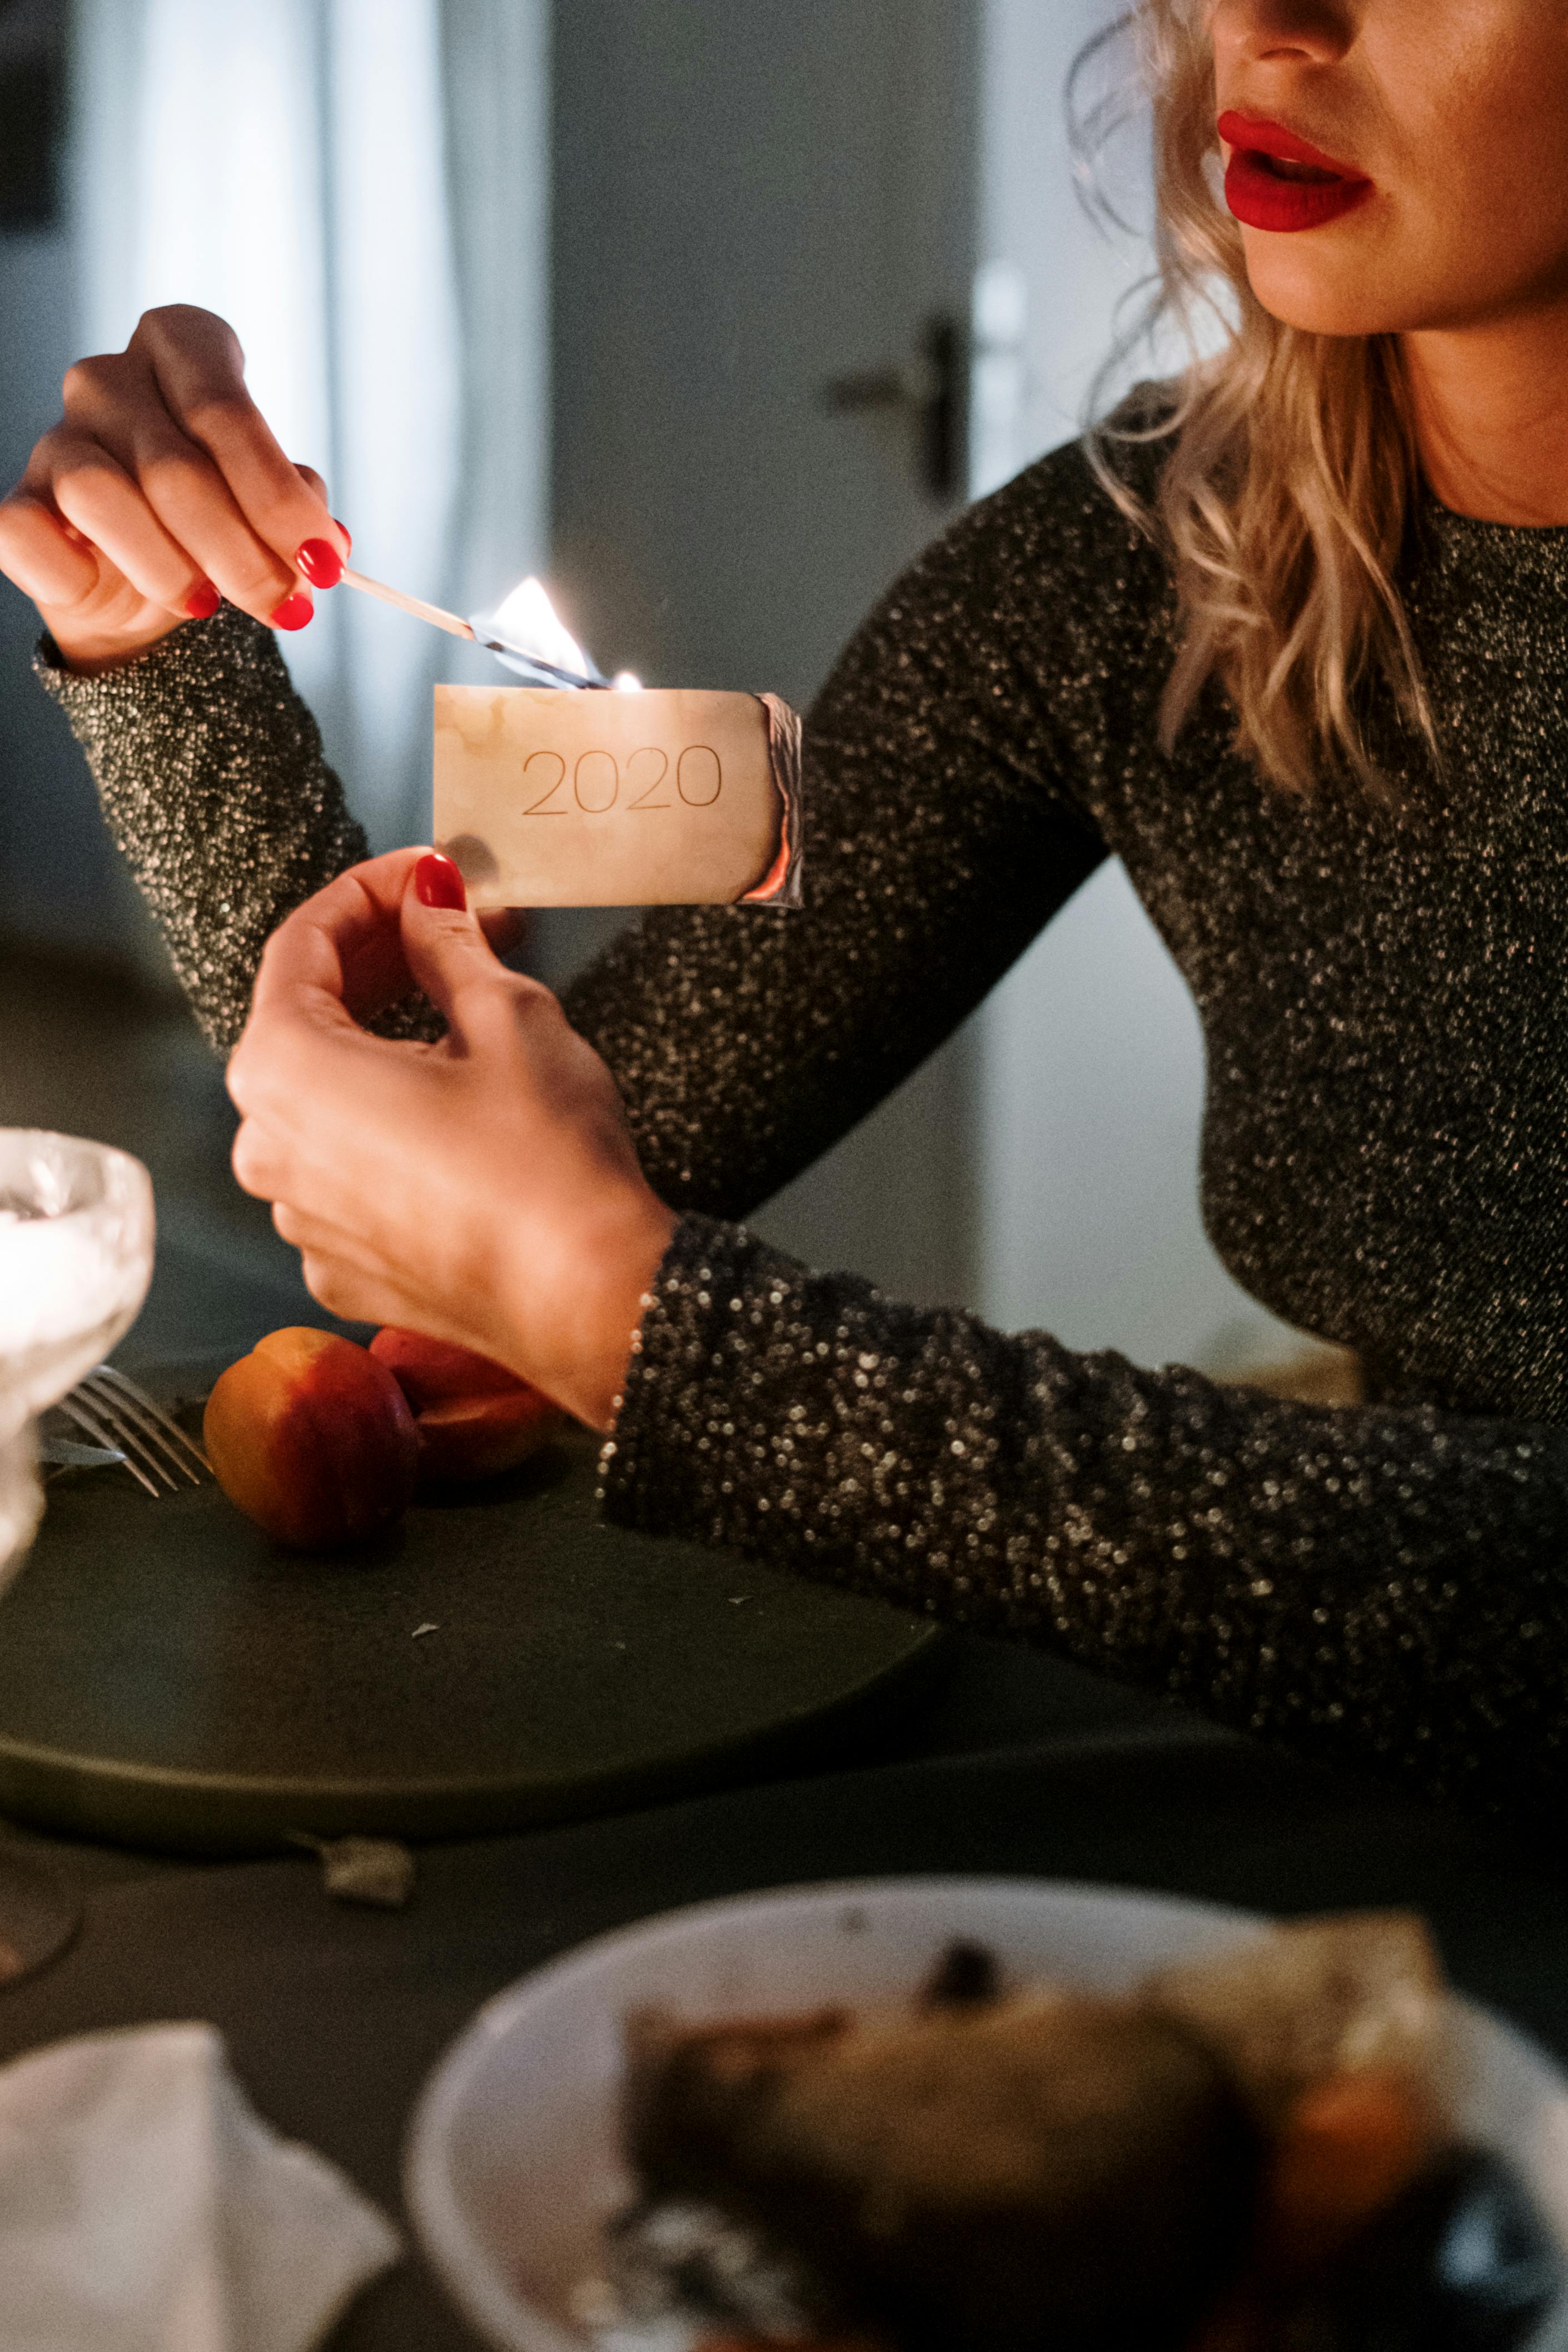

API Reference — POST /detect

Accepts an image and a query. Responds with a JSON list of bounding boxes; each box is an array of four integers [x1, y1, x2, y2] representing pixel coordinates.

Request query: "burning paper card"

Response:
[[433, 685, 803, 911], [424, 578, 802, 908], [328, 564, 801, 904]]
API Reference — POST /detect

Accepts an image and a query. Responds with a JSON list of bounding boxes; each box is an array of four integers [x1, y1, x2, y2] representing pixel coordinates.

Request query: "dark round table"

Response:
[[1, 1625, 1564, 2351], [9, 923, 1561, 2343]]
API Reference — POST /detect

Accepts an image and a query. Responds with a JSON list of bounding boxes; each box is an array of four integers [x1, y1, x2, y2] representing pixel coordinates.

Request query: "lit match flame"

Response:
[[335, 562, 629, 688], [482, 578, 594, 678], [472, 576, 623, 688]]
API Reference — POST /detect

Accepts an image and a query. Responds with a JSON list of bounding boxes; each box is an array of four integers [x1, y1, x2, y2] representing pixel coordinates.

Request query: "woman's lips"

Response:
[[1217, 110, 1374, 235]]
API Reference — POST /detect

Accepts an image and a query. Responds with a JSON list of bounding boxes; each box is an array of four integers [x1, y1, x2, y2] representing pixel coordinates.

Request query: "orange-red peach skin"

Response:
[[203, 1327, 420, 1550]]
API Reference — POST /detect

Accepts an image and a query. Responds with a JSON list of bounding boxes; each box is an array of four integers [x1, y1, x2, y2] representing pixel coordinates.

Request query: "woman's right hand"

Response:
[[0, 305, 348, 674]]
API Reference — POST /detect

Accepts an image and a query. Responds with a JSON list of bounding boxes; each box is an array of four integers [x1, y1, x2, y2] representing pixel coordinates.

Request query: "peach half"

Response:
[[203, 1327, 420, 1550], [369, 1326, 566, 1485], [411, 1386, 566, 1485], [367, 1326, 529, 1412]]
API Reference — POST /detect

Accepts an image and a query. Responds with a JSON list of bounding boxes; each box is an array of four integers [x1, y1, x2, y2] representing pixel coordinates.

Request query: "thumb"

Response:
[[400, 851, 511, 1026]]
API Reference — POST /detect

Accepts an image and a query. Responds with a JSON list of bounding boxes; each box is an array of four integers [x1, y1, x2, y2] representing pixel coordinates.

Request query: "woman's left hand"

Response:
[[226, 849, 677, 1431]]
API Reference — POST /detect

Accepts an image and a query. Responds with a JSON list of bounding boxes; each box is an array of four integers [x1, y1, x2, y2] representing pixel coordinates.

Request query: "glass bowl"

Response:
[[0, 1130, 155, 1595]]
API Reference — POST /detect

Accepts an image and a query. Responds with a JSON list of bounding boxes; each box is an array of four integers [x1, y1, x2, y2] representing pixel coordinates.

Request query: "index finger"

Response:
[[130, 306, 342, 575], [246, 850, 427, 1036]]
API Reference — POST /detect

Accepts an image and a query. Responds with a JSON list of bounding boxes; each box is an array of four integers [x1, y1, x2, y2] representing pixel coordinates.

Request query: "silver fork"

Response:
[[52, 1365, 211, 1499]]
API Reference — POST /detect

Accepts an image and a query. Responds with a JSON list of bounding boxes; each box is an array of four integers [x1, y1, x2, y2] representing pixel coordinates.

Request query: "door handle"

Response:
[[822, 313, 963, 502]]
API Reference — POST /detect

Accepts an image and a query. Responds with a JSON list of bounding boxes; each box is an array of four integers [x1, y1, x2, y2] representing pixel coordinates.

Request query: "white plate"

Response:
[[405, 1877, 1568, 2352]]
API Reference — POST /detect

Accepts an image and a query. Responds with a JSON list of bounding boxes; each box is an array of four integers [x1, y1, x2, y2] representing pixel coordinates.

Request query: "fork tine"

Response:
[[76, 1381, 192, 1490], [84, 1367, 211, 1482], [90, 1365, 212, 1478], [77, 1387, 189, 1495], [62, 1390, 177, 1495], [57, 1395, 164, 1497]]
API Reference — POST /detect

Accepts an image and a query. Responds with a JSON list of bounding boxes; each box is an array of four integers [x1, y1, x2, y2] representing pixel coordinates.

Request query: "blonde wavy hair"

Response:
[[1079, 2, 1436, 794]]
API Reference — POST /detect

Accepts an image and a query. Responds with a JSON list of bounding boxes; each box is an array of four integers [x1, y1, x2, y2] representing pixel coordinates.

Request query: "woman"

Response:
[[5, 0, 1568, 1821]]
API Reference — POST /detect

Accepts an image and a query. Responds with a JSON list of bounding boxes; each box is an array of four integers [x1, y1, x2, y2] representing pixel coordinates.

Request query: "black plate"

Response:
[[0, 1367, 946, 1854]]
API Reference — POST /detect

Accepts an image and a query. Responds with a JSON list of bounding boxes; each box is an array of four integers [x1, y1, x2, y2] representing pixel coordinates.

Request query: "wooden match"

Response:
[[335, 565, 610, 687], [339, 566, 476, 643]]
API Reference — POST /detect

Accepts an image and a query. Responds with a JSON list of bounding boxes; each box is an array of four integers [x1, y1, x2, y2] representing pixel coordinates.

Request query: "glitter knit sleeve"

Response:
[[31, 605, 442, 1052], [601, 1217, 1568, 1821]]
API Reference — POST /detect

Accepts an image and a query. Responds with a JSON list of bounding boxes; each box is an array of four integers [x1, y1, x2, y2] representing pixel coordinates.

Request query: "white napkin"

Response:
[[0, 2022, 402, 2351]]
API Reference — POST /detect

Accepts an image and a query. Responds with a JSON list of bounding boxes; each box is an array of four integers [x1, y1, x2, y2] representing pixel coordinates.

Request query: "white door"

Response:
[[546, 0, 984, 1308]]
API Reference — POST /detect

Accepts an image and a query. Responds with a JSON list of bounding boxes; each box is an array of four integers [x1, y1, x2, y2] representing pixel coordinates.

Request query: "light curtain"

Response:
[[69, 0, 547, 844]]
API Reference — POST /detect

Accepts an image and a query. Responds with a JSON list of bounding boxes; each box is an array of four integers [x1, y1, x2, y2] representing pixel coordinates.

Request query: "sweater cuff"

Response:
[[33, 601, 284, 717], [595, 1209, 953, 1625], [597, 1213, 807, 1546]]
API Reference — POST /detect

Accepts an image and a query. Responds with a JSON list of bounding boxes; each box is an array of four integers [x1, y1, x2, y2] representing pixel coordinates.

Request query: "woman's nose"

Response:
[[1209, 0, 1355, 69]]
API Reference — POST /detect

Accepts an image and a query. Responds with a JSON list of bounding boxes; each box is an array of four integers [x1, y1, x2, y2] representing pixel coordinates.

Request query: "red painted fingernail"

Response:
[[296, 537, 342, 589], [269, 591, 313, 630], [414, 851, 467, 911], [184, 580, 221, 620], [332, 517, 352, 555]]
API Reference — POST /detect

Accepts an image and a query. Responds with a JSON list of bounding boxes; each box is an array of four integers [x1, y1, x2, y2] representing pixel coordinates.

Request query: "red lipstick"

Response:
[[1218, 111, 1373, 234]]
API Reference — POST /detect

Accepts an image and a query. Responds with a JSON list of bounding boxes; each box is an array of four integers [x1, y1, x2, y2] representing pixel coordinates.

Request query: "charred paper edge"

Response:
[[740, 694, 805, 909]]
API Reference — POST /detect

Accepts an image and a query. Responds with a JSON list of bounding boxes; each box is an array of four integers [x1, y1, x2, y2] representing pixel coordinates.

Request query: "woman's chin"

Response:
[[1242, 252, 1406, 341]]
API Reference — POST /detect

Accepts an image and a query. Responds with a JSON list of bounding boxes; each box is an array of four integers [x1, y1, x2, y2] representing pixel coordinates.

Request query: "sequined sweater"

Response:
[[37, 423, 1568, 1823]]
